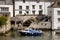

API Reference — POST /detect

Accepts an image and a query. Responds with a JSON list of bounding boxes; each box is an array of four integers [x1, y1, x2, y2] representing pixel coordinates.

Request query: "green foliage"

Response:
[[0, 16, 7, 26]]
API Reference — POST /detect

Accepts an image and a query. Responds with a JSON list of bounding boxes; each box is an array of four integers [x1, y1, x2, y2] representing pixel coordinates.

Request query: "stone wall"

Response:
[[0, 13, 11, 33], [29, 22, 51, 29], [14, 15, 51, 29]]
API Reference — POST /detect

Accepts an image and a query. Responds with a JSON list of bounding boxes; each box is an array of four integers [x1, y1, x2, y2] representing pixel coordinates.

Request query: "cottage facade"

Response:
[[15, 0, 54, 16], [0, 0, 13, 17], [48, 1, 60, 29]]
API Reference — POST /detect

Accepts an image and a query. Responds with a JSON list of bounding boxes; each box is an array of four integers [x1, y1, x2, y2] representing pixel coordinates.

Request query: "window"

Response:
[[58, 11, 60, 15], [26, 11, 29, 14], [58, 18, 60, 22], [19, 6, 22, 9], [19, 11, 22, 14], [32, 5, 35, 9], [26, 6, 29, 9], [39, 11, 42, 15], [39, 5, 42, 9], [23, 0, 25, 3], [19, 6, 22, 14], [32, 11, 35, 15], [1, 7, 9, 11]]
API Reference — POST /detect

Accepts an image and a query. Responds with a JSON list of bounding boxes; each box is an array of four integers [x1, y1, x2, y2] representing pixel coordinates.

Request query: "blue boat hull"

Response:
[[19, 32, 43, 36]]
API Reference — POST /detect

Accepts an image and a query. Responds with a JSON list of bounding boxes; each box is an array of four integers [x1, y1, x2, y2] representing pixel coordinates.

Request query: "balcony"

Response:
[[15, 9, 30, 11]]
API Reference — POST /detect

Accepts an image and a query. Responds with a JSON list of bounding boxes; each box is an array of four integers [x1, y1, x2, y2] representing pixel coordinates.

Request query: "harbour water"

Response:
[[0, 31, 60, 40]]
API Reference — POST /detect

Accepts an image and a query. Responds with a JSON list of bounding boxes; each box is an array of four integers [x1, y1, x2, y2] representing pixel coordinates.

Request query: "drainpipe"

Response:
[[12, 0, 15, 17]]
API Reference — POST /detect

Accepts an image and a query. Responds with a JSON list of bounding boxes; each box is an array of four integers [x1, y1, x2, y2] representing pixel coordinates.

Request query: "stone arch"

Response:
[[23, 20, 32, 27]]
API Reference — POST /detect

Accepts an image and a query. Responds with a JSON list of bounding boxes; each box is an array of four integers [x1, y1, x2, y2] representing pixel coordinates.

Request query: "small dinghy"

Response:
[[18, 28, 43, 36]]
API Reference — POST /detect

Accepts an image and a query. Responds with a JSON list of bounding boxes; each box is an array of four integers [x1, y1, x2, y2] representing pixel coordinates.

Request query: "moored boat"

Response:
[[18, 28, 43, 36]]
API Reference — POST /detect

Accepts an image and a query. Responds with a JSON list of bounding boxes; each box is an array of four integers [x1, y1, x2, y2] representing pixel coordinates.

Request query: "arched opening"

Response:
[[23, 20, 32, 27]]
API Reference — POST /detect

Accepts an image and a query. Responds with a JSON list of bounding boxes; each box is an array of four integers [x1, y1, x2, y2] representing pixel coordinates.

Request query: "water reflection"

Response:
[[52, 31, 60, 40], [0, 31, 60, 40]]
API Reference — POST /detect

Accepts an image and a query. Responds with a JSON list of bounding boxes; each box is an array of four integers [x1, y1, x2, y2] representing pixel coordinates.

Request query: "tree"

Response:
[[0, 16, 7, 27]]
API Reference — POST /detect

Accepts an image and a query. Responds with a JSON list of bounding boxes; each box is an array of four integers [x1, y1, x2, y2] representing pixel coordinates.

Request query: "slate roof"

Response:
[[48, 0, 60, 8], [0, 0, 13, 5]]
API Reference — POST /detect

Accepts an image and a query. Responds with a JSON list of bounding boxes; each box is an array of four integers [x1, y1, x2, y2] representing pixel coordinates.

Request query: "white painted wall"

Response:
[[0, 5, 13, 17], [15, 1, 51, 16], [48, 8, 60, 29], [53, 8, 60, 29]]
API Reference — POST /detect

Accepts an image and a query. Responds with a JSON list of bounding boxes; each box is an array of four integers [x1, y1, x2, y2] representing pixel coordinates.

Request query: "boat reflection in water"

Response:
[[0, 31, 60, 40], [18, 28, 43, 36]]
